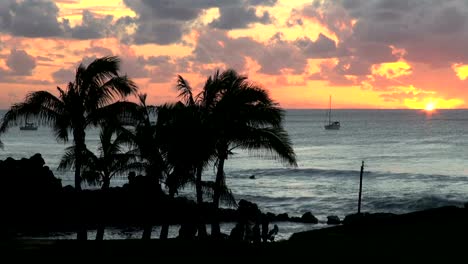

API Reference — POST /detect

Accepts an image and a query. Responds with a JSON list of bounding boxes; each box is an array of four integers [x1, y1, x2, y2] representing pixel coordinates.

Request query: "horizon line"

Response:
[[1, 108, 468, 111]]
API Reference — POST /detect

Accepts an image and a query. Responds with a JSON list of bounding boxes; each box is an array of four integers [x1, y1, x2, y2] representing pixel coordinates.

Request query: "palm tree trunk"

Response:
[[195, 166, 207, 238], [74, 130, 86, 240], [77, 229, 87, 240], [96, 179, 110, 241], [96, 227, 105, 240], [211, 156, 226, 237], [142, 225, 152, 240], [196, 165, 203, 204], [102, 177, 110, 190], [160, 188, 176, 240], [160, 224, 169, 240]]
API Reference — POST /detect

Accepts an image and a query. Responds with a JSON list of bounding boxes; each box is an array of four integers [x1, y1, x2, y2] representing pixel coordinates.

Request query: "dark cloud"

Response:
[[256, 35, 308, 75], [122, 0, 278, 45], [0, 1, 126, 41], [1, 0, 63, 37], [146, 56, 172, 66], [52, 68, 74, 84], [247, 0, 277, 6], [209, 6, 273, 30], [133, 21, 186, 45], [193, 30, 311, 75], [67, 10, 114, 39], [6, 49, 36, 76], [193, 29, 258, 72], [308, 60, 357, 86], [306, 0, 468, 66], [294, 34, 337, 59]]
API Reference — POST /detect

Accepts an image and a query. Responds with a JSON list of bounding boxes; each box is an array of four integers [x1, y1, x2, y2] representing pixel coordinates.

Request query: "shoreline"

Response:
[[4, 205, 468, 261]]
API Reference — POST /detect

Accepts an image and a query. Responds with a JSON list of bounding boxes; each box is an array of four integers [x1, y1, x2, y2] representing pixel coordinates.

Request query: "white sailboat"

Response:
[[324, 96, 340, 130]]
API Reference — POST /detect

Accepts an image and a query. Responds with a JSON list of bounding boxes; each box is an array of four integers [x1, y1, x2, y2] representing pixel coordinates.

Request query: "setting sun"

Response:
[[425, 102, 436, 111]]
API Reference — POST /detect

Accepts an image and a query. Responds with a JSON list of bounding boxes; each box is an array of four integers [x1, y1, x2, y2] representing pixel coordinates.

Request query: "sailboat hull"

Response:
[[324, 122, 340, 130]]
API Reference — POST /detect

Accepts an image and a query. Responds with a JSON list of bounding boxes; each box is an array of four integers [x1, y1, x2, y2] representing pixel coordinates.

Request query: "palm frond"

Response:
[[0, 91, 66, 134], [233, 126, 297, 166], [201, 181, 237, 207], [176, 75, 195, 106], [82, 56, 120, 89], [96, 76, 138, 106]]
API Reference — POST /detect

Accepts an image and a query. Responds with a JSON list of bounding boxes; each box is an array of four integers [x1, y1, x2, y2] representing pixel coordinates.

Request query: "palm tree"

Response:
[[0, 56, 137, 240], [119, 94, 168, 240], [59, 126, 133, 189], [203, 69, 297, 236], [174, 76, 219, 237], [58, 125, 134, 240]]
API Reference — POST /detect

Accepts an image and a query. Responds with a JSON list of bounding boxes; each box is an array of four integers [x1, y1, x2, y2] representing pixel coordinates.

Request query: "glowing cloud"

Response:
[[452, 63, 468, 80], [372, 61, 412, 79]]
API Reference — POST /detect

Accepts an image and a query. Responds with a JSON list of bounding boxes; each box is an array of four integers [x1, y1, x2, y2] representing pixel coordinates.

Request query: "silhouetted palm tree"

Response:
[[174, 76, 221, 237], [59, 126, 133, 189], [155, 102, 209, 239], [204, 69, 297, 236], [119, 94, 167, 240], [175, 76, 215, 206], [58, 125, 134, 240], [0, 56, 137, 240]]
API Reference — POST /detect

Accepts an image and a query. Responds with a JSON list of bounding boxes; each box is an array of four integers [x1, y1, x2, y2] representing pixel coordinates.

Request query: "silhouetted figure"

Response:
[[245, 222, 253, 242], [252, 223, 261, 244], [268, 224, 279, 242], [249, 175, 255, 179], [229, 223, 245, 241], [261, 215, 270, 242], [127, 171, 136, 185]]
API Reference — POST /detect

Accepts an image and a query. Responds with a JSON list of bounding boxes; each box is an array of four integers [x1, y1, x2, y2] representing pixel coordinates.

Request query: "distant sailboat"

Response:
[[324, 96, 340, 130]]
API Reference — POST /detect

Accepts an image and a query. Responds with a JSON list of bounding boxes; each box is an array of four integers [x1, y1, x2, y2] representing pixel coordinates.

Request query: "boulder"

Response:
[[276, 213, 289, 221], [301, 212, 318, 224], [327, 215, 341, 225]]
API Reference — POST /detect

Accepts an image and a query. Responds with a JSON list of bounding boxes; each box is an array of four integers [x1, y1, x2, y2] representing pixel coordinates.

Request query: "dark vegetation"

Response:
[[0, 56, 297, 241]]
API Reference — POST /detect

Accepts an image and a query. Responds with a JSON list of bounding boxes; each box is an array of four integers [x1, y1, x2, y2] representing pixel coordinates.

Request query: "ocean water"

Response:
[[3, 109, 468, 239]]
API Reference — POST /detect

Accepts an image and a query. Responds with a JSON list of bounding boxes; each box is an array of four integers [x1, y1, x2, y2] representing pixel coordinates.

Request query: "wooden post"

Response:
[[358, 161, 364, 214]]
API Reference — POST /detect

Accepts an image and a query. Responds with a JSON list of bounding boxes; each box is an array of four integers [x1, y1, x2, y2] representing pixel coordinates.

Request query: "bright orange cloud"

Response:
[[452, 63, 468, 80], [371, 61, 412, 79]]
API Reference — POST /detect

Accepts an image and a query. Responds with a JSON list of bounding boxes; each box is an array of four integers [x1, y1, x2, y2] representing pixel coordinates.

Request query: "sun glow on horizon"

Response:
[[425, 102, 436, 111], [404, 97, 464, 110]]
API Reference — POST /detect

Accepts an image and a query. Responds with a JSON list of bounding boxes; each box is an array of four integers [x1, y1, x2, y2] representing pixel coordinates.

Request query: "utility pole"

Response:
[[358, 161, 364, 214]]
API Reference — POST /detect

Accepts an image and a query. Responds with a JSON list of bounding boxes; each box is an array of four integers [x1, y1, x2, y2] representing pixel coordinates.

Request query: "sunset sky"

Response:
[[0, 0, 468, 109]]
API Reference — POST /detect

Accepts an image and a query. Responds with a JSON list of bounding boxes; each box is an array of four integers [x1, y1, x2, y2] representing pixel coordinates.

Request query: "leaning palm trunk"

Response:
[[211, 156, 226, 237]]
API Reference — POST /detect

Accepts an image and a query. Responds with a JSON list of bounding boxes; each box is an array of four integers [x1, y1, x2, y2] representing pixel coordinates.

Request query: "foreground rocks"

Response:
[[0, 154, 323, 239], [5, 206, 468, 261]]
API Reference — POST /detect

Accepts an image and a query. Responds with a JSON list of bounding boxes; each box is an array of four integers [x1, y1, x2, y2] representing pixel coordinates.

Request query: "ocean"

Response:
[[2, 109, 468, 240]]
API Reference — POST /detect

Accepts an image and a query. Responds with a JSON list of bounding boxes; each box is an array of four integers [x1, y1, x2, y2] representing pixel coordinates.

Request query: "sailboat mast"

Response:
[[328, 95, 332, 124]]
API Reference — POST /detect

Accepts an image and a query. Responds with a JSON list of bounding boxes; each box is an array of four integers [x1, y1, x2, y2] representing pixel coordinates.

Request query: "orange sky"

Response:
[[0, 0, 467, 109]]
